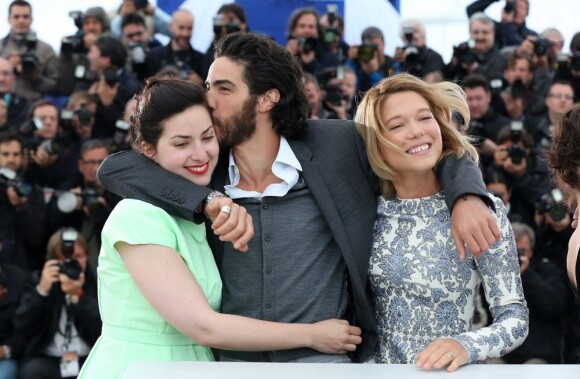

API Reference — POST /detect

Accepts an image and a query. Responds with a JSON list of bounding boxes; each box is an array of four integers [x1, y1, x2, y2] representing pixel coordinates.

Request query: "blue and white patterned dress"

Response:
[[369, 192, 529, 364]]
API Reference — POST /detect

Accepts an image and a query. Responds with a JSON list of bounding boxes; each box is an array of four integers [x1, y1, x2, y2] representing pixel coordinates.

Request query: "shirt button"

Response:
[[265, 267, 272, 275], [265, 301, 272, 308], [264, 234, 271, 242], [262, 203, 269, 209]]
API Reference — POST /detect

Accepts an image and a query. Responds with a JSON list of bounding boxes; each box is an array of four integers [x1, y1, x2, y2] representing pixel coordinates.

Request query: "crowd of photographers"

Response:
[[0, 0, 579, 377]]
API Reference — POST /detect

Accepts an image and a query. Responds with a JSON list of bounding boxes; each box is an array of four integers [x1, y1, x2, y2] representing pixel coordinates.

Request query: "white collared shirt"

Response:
[[225, 136, 302, 199]]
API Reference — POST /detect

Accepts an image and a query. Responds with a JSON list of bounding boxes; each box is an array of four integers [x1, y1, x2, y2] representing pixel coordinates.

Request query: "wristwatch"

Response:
[[1, 345, 11, 360], [201, 190, 227, 217]]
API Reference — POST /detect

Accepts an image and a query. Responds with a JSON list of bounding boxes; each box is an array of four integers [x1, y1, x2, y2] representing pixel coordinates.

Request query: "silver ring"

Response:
[[220, 205, 231, 215], [446, 352, 455, 360]]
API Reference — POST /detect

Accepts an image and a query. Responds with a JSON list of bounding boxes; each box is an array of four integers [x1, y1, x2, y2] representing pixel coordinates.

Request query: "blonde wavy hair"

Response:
[[355, 73, 478, 197]]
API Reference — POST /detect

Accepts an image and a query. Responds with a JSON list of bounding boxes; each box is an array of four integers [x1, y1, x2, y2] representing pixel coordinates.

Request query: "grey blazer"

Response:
[[97, 119, 489, 362]]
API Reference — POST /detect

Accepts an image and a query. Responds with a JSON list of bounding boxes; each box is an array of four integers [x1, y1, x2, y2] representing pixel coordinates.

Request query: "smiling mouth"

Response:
[[406, 144, 431, 154], [186, 163, 209, 175]]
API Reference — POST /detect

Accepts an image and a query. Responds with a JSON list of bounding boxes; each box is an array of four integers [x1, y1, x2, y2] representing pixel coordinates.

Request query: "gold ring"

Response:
[[446, 352, 455, 360], [220, 205, 231, 215]]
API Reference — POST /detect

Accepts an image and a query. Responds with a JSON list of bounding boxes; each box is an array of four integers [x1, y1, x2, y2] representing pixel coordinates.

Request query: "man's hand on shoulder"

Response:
[[451, 194, 500, 260], [205, 195, 254, 252]]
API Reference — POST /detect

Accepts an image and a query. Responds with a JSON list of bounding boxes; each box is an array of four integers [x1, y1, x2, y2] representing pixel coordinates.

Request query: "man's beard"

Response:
[[215, 95, 258, 149]]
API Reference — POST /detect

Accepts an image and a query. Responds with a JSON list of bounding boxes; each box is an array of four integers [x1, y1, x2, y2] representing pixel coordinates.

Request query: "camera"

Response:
[[59, 229, 82, 280], [128, 42, 147, 65], [20, 52, 38, 76], [504, 0, 516, 13], [507, 144, 526, 165], [358, 42, 376, 63], [39, 137, 67, 156], [509, 120, 523, 143], [298, 37, 317, 55], [327, 4, 338, 25], [112, 119, 130, 151], [453, 40, 477, 66], [0, 167, 33, 197], [61, 11, 86, 55], [489, 78, 504, 95], [75, 104, 93, 127], [81, 188, 110, 223], [213, 15, 241, 36], [56, 187, 110, 223], [508, 79, 526, 98], [323, 27, 340, 45], [19, 116, 43, 136], [133, 0, 149, 10], [102, 67, 120, 87], [536, 188, 568, 222], [533, 38, 550, 57]]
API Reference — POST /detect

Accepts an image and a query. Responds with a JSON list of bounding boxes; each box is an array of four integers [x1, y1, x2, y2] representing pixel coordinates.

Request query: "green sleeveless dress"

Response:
[[78, 199, 222, 379]]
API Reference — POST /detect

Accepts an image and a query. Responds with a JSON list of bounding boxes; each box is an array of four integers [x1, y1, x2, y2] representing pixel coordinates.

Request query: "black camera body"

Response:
[[533, 38, 550, 57], [507, 144, 526, 165], [358, 42, 376, 63], [213, 15, 241, 36], [39, 137, 67, 156], [508, 79, 526, 98], [536, 189, 568, 222], [102, 67, 120, 87], [81, 188, 110, 223], [59, 229, 82, 280], [504, 0, 516, 13], [298, 37, 318, 55], [453, 41, 477, 66], [61, 11, 86, 55], [19, 116, 43, 136], [0, 167, 33, 197], [133, 0, 149, 10], [20, 52, 38, 76]]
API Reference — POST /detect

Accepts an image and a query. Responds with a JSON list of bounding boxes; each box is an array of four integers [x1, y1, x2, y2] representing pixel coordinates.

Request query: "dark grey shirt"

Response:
[[220, 179, 348, 362]]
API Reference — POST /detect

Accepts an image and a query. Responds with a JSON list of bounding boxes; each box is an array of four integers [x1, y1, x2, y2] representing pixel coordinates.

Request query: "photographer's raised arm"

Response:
[[437, 154, 501, 259], [97, 150, 211, 222]]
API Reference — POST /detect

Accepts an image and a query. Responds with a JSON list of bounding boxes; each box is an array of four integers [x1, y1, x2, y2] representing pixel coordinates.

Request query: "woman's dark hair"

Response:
[[128, 77, 208, 151], [549, 103, 580, 190], [214, 32, 309, 138]]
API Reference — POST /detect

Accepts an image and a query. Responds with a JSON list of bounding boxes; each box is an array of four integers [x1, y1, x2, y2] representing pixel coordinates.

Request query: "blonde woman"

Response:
[[355, 73, 529, 372]]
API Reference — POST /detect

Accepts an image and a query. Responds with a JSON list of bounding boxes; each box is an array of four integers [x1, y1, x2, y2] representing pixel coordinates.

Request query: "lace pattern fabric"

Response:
[[370, 192, 529, 364]]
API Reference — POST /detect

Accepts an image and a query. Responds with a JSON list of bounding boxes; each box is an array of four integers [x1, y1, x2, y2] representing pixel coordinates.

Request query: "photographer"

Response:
[[201, 3, 249, 78], [0, 262, 31, 379], [393, 19, 444, 83], [553, 32, 580, 99], [466, 0, 537, 49], [14, 228, 100, 379], [0, 1, 58, 102], [528, 81, 574, 155], [110, 0, 171, 40], [445, 12, 505, 82], [57, 7, 113, 97], [497, 222, 570, 364], [45, 140, 120, 269], [501, 51, 551, 121], [21, 100, 78, 189], [462, 74, 511, 165], [317, 65, 357, 120], [285, 7, 339, 76], [87, 36, 140, 139], [534, 187, 574, 271], [0, 132, 45, 271], [303, 73, 329, 120], [492, 123, 550, 228], [145, 9, 205, 85], [319, 6, 349, 64], [61, 91, 98, 145], [0, 57, 29, 132], [345, 27, 395, 93], [121, 13, 161, 81]]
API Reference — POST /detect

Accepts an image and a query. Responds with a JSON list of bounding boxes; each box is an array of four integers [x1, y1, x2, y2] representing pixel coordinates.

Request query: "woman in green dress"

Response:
[[78, 78, 362, 379]]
